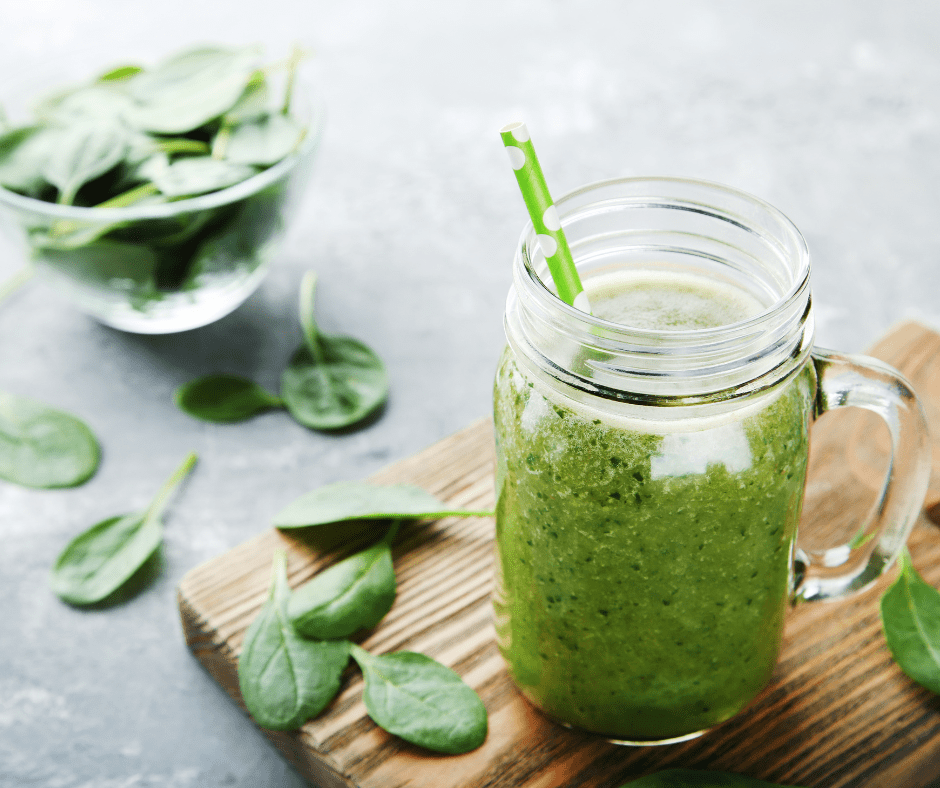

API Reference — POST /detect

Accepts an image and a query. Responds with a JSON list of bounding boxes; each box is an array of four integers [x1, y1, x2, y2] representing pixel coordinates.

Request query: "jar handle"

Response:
[[794, 349, 932, 602]]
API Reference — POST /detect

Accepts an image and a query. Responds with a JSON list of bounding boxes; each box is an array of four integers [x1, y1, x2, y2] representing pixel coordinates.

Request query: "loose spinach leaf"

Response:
[[222, 71, 269, 124], [224, 114, 306, 166], [36, 85, 134, 124], [41, 120, 129, 205], [128, 45, 261, 134], [50, 452, 196, 604], [121, 133, 161, 167], [880, 550, 940, 694], [349, 645, 487, 754], [288, 523, 399, 639], [238, 550, 350, 731], [274, 480, 493, 529], [148, 156, 258, 198], [51, 512, 162, 605], [0, 126, 55, 194], [618, 770, 805, 787], [280, 272, 389, 431], [211, 69, 272, 160], [37, 240, 159, 291], [281, 341, 387, 431], [0, 391, 100, 488], [175, 374, 283, 423], [180, 226, 257, 290], [179, 189, 279, 288]]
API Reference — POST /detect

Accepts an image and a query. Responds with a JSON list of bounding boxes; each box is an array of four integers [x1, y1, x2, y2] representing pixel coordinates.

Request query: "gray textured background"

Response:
[[3, 1, 940, 786]]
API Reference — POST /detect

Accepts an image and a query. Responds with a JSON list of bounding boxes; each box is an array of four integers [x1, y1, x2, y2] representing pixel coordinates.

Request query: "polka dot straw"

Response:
[[500, 121, 591, 314]]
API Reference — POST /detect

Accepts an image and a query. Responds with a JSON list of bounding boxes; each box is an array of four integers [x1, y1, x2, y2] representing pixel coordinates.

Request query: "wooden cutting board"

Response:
[[177, 320, 940, 788]]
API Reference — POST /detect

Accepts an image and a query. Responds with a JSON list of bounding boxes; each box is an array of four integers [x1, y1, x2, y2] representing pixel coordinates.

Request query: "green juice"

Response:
[[493, 269, 815, 741]]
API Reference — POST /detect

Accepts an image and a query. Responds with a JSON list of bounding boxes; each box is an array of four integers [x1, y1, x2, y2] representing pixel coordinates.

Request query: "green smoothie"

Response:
[[493, 269, 815, 741]]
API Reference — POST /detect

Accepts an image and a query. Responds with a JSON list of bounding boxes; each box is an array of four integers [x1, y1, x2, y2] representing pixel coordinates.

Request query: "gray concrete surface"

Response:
[[2, 1, 940, 786]]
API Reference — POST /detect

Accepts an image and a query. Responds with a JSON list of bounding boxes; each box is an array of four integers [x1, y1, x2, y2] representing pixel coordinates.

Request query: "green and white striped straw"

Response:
[[500, 121, 591, 314]]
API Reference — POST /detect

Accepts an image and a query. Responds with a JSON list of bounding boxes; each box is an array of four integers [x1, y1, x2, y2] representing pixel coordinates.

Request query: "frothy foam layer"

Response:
[[585, 269, 765, 330]]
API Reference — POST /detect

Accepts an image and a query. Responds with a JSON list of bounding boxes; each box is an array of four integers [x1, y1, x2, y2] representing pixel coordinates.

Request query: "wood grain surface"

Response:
[[177, 321, 940, 788]]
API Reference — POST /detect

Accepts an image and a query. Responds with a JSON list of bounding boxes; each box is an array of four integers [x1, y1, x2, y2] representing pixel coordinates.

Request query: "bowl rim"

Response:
[[0, 84, 324, 221]]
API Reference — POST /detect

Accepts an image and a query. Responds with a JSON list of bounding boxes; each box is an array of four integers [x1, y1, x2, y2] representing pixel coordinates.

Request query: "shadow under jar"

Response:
[[492, 177, 931, 744]]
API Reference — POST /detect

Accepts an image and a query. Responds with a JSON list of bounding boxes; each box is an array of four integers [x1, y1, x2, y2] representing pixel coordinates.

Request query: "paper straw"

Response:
[[500, 121, 591, 314]]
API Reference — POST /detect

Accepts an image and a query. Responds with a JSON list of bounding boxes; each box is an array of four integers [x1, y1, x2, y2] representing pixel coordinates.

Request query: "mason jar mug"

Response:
[[492, 177, 931, 744]]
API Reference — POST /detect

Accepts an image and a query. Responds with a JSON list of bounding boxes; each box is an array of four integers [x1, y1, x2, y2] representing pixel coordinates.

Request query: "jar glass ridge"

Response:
[[506, 177, 815, 408]]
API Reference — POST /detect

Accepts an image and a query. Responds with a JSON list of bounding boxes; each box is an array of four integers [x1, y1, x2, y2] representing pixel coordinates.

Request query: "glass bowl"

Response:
[[0, 87, 322, 334]]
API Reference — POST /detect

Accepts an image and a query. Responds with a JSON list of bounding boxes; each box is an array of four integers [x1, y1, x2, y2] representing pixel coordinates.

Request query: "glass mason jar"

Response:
[[492, 177, 931, 744]]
